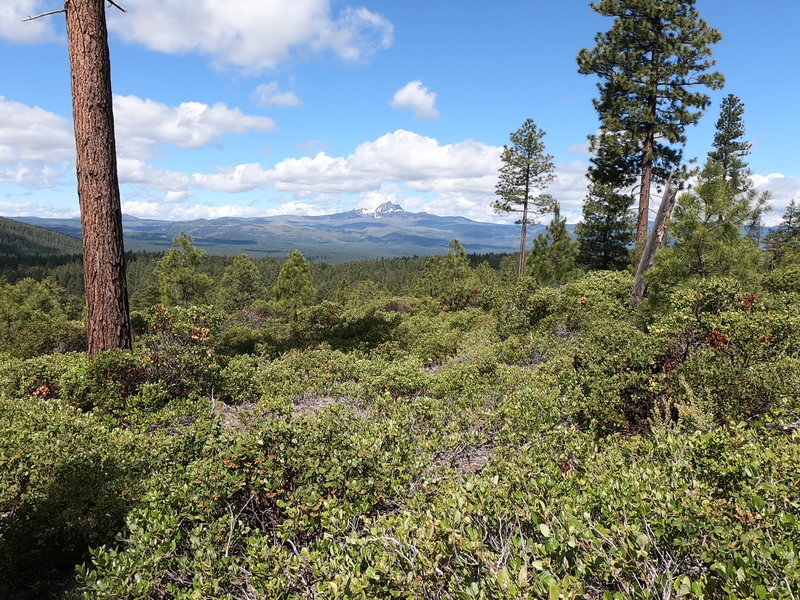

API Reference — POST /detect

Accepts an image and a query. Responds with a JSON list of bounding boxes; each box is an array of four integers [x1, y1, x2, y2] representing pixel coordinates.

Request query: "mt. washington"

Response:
[[14, 203, 537, 262]]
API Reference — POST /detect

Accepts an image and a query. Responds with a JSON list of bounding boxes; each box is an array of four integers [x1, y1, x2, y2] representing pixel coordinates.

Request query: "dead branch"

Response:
[[107, 0, 127, 13], [22, 0, 126, 22], [22, 9, 65, 21]]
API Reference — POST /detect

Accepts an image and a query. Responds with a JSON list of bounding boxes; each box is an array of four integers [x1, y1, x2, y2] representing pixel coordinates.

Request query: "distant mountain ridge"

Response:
[[0, 216, 83, 256], [11, 205, 536, 262]]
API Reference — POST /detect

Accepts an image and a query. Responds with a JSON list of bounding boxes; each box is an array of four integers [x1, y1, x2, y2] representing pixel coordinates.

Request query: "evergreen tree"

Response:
[[527, 202, 581, 286], [576, 184, 634, 270], [708, 94, 752, 196], [648, 159, 766, 298], [576, 131, 636, 270], [765, 199, 800, 260], [274, 250, 316, 320], [217, 254, 265, 312], [60, 0, 134, 355], [577, 0, 725, 245], [492, 119, 556, 278], [155, 233, 213, 307], [411, 240, 480, 309]]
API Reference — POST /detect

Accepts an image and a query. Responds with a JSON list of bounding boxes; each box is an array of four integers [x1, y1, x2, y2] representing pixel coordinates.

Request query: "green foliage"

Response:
[[651, 277, 800, 427], [577, 0, 725, 187], [766, 199, 800, 261], [155, 233, 213, 307], [411, 240, 481, 309], [647, 160, 767, 304], [576, 130, 636, 271], [0, 277, 85, 357], [493, 118, 556, 277], [527, 202, 581, 287], [576, 183, 634, 271], [709, 93, 753, 196], [0, 397, 149, 594], [274, 249, 317, 319], [216, 253, 265, 312], [2, 234, 800, 598], [0, 216, 83, 256]]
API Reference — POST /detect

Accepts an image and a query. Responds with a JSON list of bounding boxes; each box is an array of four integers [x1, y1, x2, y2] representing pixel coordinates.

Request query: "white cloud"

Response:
[[0, 96, 73, 165], [390, 81, 439, 120], [113, 95, 275, 159], [0, 0, 60, 44], [252, 82, 301, 108], [192, 163, 273, 193], [0, 200, 79, 218], [117, 158, 191, 191], [751, 173, 800, 224], [271, 130, 499, 193], [107, 0, 393, 72]]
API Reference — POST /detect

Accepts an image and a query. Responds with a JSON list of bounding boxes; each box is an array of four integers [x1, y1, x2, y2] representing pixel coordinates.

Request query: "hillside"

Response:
[[12, 202, 536, 261], [0, 216, 82, 256]]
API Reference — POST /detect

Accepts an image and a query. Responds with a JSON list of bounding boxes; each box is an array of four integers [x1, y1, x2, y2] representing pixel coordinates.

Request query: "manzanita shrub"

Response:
[[1, 260, 799, 598]]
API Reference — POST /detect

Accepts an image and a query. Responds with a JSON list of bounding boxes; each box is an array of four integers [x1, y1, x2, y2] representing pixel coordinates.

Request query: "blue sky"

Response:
[[1, 0, 798, 224]]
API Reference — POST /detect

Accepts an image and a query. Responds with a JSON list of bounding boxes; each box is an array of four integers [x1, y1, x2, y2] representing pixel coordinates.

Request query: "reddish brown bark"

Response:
[[65, 0, 131, 355]]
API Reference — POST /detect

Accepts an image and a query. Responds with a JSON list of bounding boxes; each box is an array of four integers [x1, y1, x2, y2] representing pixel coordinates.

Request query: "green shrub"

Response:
[[0, 397, 149, 594]]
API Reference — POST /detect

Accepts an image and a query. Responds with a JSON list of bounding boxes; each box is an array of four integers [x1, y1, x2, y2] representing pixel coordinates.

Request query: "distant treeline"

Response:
[[0, 248, 511, 309]]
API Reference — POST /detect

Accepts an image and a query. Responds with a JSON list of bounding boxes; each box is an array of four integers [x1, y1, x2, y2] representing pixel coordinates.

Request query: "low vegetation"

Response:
[[1, 207, 799, 598]]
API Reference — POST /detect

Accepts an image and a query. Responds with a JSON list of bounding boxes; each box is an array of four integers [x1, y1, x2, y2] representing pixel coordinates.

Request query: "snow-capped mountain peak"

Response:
[[355, 202, 405, 218]]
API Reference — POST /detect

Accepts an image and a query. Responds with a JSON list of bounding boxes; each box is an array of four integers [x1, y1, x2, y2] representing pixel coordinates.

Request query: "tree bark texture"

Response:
[[65, 0, 132, 355], [637, 129, 655, 246]]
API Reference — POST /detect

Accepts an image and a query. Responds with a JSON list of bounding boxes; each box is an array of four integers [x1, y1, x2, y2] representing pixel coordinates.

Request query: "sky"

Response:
[[1, 0, 798, 225]]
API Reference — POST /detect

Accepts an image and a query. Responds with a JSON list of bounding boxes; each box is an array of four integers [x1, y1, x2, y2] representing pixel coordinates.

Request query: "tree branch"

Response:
[[22, 9, 65, 21], [23, 1, 126, 22], [107, 0, 127, 13]]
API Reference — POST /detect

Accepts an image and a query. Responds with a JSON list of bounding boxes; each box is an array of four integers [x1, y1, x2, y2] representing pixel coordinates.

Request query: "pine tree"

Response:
[[577, 0, 725, 245], [65, 0, 132, 355], [576, 131, 635, 270], [217, 254, 265, 312], [156, 233, 213, 307], [765, 199, 800, 260], [648, 159, 766, 298], [274, 250, 316, 320], [527, 202, 581, 286], [411, 240, 480, 309], [492, 119, 556, 278], [708, 94, 752, 196]]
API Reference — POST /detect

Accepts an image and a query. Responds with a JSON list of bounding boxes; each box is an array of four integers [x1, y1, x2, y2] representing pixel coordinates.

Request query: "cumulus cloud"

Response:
[[252, 82, 301, 107], [114, 95, 275, 159], [390, 81, 439, 120], [751, 173, 800, 223], [107, 0, 393, 72], [0, 0, 60, 44], [271, 130, 498, 193], [0, 96, 73, 165], [117, 158, 192, 191]]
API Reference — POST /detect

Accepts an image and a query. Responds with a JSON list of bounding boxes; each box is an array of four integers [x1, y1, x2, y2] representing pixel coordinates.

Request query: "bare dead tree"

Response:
[[27, 1, 132, 355], [631, 182, 679, 306]]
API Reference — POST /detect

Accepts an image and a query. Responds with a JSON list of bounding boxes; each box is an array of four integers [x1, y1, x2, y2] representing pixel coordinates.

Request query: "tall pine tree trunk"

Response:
[[637, 130, 655, 245], [517, 200, 529, 278], [65, 0, 132, 355]]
